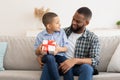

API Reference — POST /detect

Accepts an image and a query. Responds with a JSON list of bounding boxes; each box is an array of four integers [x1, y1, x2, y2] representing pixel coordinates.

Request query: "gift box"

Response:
[[42, 40, 56, 54]]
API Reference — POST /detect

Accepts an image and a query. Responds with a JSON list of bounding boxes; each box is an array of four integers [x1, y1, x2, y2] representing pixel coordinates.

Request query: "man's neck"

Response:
[[74, 28, 85, 34]]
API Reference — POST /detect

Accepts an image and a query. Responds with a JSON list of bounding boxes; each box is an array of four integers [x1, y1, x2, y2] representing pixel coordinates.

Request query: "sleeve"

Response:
[[34, 34, 43, 51], [61, 29, 69, 48], [89, 36, 100, 68]]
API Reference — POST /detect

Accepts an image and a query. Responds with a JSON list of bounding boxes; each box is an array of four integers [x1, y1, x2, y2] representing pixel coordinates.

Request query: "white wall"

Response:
[[0, 0, 120, 36]]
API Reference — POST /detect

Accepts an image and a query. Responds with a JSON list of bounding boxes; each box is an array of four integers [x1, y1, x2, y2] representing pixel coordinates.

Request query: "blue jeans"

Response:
[[72, 64, 93, 80], [40, 57, 94, 80], [40, 54, 73, 80], [55, 55, 73, 80]]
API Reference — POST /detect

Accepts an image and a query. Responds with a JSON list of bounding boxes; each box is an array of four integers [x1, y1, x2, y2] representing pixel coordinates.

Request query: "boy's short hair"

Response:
[[42, 12, 58, 26]]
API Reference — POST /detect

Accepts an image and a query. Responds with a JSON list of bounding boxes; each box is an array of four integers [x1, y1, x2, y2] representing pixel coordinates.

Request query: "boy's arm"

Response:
[[54, 45, 67, 55], [57, 45, 68, 52], [35, 44, 46, 56], [37, 55, 44, 68], [54, 29, 69, 55], [35, 45, 42, 56]]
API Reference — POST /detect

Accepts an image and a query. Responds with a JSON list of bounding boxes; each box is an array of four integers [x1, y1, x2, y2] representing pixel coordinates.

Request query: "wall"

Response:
[[0, 0, 120, 36]]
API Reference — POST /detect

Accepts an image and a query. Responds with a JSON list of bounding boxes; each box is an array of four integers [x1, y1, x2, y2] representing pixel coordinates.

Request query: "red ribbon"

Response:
[[42, 40, 56, 54]]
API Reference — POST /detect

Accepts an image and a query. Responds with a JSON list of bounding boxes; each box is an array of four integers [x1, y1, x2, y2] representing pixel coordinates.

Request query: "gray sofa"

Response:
[[0, 36, 120, 80]]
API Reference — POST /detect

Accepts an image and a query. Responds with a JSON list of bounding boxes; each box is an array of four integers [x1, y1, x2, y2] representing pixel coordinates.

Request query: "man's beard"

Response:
[[70, 24, 84, 33]]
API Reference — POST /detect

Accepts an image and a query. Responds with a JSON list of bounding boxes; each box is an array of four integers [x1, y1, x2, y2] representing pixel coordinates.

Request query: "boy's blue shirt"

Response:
[[34, 28, 69, 56]]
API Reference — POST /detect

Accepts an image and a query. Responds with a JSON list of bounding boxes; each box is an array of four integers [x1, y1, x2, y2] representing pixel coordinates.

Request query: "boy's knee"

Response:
[[45, 54, 55, 61]]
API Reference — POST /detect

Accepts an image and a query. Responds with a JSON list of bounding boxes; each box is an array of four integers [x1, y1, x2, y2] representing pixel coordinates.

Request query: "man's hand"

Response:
[[59, 58, 77, 74]]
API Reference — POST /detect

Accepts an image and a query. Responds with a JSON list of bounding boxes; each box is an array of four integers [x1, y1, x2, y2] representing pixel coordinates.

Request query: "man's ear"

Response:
[[84, 20, 89, 26]]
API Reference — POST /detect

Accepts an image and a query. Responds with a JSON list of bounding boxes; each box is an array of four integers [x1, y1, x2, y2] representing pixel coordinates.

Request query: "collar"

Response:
[[81, 29, 88, 38], [43, 29, 60, 35], [42, 30, 50, 35]]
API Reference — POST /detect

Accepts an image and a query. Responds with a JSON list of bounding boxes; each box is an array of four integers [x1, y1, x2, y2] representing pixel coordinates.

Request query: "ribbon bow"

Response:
[[42, 40, 56, 54]]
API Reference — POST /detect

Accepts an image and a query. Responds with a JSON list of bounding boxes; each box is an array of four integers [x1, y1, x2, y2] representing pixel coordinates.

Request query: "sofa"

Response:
[[0, 35, 120, 80]]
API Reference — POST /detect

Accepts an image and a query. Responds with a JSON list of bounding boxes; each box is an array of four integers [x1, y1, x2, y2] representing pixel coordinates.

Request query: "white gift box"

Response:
[[42, 40, 56, 54]]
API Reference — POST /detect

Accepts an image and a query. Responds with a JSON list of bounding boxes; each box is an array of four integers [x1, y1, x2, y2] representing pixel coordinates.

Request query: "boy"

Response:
[[34, 12, 72, 80]]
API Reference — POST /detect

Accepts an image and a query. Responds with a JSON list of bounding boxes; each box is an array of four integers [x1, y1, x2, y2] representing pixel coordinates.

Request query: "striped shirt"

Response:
[[64, 27, 100, 68]]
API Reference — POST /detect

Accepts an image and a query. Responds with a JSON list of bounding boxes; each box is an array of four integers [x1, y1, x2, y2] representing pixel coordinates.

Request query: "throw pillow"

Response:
[[0, 42, 7, 71], [107, 42, 120, 72]]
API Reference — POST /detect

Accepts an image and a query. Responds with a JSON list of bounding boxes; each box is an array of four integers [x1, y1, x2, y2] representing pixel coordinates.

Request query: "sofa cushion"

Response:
[[0, 42, 7, 71], [97, 36, 120, 72], [93, 72, 120, 80], [107, 42, 120, 72], [0, 71, 120, 80], [0, 36, 41, 70], [0, 70, 41, 80], [0, 36, 120, 72]]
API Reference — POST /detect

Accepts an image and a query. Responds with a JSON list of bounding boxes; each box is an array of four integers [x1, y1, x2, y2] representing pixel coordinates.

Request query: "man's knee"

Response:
[[80, 64, 93, 73]]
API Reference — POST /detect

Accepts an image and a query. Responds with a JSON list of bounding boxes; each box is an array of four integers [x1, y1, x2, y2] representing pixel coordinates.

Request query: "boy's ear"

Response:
[[46, 24, 51, 29]]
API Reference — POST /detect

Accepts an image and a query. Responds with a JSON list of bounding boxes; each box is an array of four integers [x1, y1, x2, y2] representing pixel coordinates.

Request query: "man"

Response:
[[59, 7, 100, 80], [37, 7, 100, 80]]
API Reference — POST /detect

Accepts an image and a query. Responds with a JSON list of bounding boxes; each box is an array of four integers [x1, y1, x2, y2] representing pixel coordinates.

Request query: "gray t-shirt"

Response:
[[66, 32, 82, 58]]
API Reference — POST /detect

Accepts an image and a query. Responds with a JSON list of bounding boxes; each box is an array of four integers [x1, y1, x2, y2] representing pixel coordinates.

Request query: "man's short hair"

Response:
[[42, 12, 58, 26], [77, 7, 92, 20]]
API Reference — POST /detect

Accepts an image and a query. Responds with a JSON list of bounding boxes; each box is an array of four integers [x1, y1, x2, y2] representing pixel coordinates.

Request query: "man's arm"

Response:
[[60, 35, 100, 73], [74, 35, 100, 66], [74, 58, 92, 65], [89, 36, 100, 67], [59, 58, 92, 73]]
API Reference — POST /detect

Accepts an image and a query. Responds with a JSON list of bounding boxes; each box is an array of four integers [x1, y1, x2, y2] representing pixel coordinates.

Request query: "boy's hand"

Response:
[[54, 44, 67, 55], [54, 44, 60, 55], [37, 55, 44, 68], [38, 44, 47, 55]]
